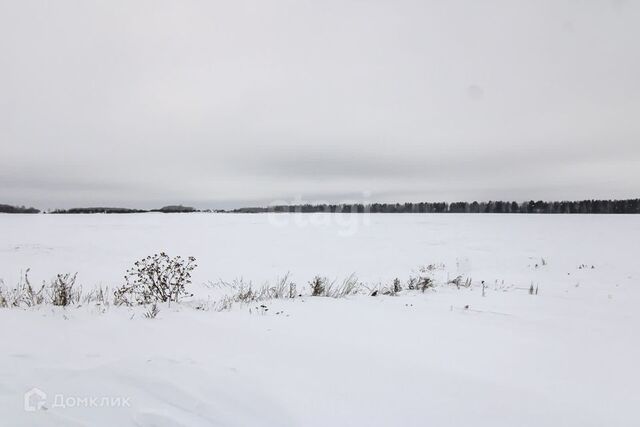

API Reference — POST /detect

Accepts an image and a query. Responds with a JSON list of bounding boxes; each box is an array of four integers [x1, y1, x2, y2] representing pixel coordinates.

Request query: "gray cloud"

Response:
[[1, 0, 639, 209]]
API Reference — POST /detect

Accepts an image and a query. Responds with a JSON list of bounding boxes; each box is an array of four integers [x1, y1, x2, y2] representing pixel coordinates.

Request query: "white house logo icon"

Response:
[[24, 388, 47, 412]]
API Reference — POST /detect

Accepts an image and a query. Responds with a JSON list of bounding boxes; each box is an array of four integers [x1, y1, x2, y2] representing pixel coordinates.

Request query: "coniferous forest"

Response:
[[232, 199, 640, 214]]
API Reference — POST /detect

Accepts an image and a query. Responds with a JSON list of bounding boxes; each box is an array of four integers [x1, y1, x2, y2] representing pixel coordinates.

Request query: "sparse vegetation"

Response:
[[309, 276, 326, 296], [306, 274, 361, 298], [82, 285, 111, 306], [391, 278, 402, 295], [407, 266, 436, 293], [528, 283, 540, 295], [144, 303, 160, 319], [114, 253, 197, 305], [0, 270, 81, 307], [49, 273, 80, 306], [418, 276, 434, 292], [325, 274, 361, 298], [0, 257, 540, 312], [449, 275, 472, 290], [8, 270, 45, 307]]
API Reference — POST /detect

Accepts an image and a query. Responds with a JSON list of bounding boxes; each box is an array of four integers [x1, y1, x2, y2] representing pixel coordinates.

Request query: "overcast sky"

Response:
[[1, 0, 639, 209]]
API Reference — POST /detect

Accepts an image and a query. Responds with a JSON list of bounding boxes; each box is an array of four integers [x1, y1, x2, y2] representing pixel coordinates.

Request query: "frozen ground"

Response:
[[0, 213, 639, 426]]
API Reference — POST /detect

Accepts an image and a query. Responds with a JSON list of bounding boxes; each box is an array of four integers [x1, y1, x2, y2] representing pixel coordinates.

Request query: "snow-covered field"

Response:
[[1, 213, 639, 426]]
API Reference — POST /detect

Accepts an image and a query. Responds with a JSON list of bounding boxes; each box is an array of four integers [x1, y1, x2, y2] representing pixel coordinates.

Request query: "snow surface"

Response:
[[1, 213, 639, 426]]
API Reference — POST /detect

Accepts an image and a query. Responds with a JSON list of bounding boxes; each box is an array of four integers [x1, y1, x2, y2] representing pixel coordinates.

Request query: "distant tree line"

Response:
[[5, 200, 640, 214], [50, 207, 148, 214], [152, 205, 196, 213], [231, 199, 640, 214], [50, 205, 196, 214], [0, 204, 40, 214]]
